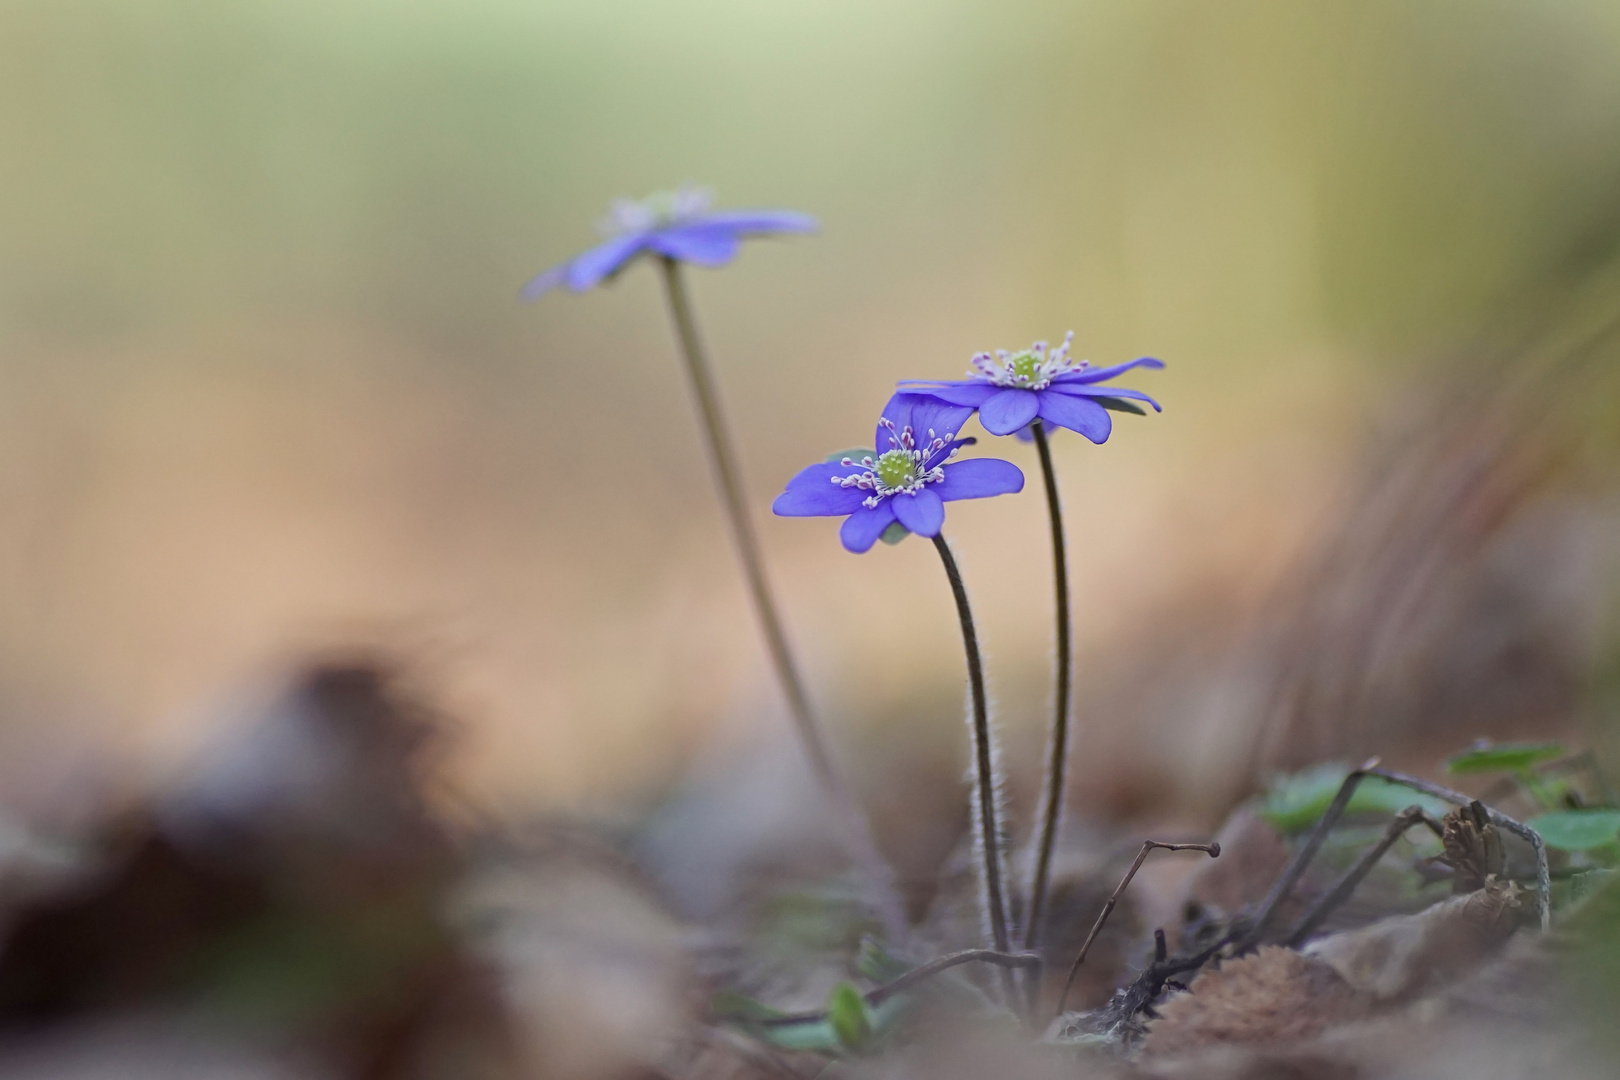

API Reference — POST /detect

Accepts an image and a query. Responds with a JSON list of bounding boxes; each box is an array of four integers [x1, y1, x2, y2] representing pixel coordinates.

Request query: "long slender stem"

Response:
[[657, 257, 906, 941], [1024, 419, 1070, 952], [930, 533, 1010, 955]]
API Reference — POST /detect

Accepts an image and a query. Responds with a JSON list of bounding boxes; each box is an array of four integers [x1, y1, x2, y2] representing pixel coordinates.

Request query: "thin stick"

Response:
[[1024, 419, 1070, 953], [755, 949, 1042, 1027], [1054, 840, 1220, 1017], [1242, 759, 1378, 949], [931, 534, 1011, 960], [658, 257, 906, 941], [1284, 804, 1445, 947], [1365, 766, 1550, 930], [1243, 760, 1549, 945]]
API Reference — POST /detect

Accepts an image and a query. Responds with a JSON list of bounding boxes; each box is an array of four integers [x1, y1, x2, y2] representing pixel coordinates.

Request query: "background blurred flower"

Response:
[[521, 186, 816, 298], [773, 393, 1023, 553]]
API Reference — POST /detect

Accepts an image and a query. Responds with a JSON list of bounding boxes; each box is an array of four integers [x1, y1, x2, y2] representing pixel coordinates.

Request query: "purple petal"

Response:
[[938, 458, 1024, 501], [773, 463, 870, 517], [1047, 383, 1162, 411], [564, 233, 650, 291], [520, 233, 648, 299], [896, 380, 999, 408], [874, 391, 920, 446], [1013, 424, 1035, 442], [874, 393, 974, 453], [840, 501, 898, 553], [922, 436, 974, 471], [978, 388, 1040, 436], [647, 223, 743, 266], [698, 209, 818, 235], [519, 262, 569, 302], [1036, 391, 1112, 443], [1055, 357, 1165, 385], [907, 398, 974, 443], [890, 488, 945, 537]]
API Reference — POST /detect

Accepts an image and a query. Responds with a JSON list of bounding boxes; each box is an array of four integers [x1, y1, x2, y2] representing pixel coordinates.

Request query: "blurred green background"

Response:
[[3, 0, 1620, 816]]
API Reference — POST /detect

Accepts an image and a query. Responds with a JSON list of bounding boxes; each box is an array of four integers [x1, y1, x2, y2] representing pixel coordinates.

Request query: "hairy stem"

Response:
[[931, 533, 1010, 956], [1024, 419, 1070, 952], [658, 257, 906, 941]]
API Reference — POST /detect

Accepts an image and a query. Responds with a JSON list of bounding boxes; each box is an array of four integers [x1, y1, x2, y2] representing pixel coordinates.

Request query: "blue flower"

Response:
[[773, 393, 1025, 553], [899, 332, 1163, 442], [521, 186, 817, 299]]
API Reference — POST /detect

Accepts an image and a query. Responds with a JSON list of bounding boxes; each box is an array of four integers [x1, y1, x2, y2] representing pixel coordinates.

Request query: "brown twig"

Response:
[[1242, 759, 1378, 950], [1242, 759, 1549, 947], [1052, 927, 1238, 1041], [1366, 767, 1549, 929], [1284, 803, 1445, 947], [1054, 840, 1220, 1017]]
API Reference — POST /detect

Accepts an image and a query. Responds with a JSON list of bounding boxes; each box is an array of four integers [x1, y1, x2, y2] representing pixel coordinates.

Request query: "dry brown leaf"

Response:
[[1136, 1043, 1363, 1080], [1303, 879, 1522, 1004], [1139, 946, 1370, 1060]]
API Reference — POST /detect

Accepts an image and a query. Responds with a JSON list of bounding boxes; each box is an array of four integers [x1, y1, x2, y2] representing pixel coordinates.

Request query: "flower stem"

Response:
[[1023, 419, 1069, 952], [656, 257, 906, 941], [930, 533, 1010, 956]]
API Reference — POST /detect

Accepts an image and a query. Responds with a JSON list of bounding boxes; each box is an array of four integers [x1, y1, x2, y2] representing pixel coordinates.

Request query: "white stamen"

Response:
[[968, 330, 1087, 390], [826, 419, 961, 508], [599, 185, 714, 236]]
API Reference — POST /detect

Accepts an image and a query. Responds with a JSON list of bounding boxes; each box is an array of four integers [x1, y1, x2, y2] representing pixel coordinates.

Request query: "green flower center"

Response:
[[639, 191, 682, 223], [874, 449, 917, 490], [967, 332, 1079, 389], [1009, 350, 1041, 383], [601, 186, 713, 235], [828, 421, 955, 508]]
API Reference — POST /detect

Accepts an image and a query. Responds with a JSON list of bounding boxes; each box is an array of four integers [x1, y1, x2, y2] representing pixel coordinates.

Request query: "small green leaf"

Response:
[[827, 982, 872, 1050], [1527, 809, 1620, 851], [745, 996, 907, 1055], [855, 936, 911, 982], [825, 447, 875, 465], [1568, 868, 1618, 907], [879, 522, 908, 545], [1092, 396, 1148, 416], [1444, 741, 1564, 775], [1260, 763, 1450, 833], [752, 1019, 842, 1053]]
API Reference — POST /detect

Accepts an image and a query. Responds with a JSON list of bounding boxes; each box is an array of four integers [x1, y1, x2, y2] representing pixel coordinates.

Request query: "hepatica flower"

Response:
[[774, 394, 1024, 552], [900, 332, 1162, 441], [521, 186, 817, 299]]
